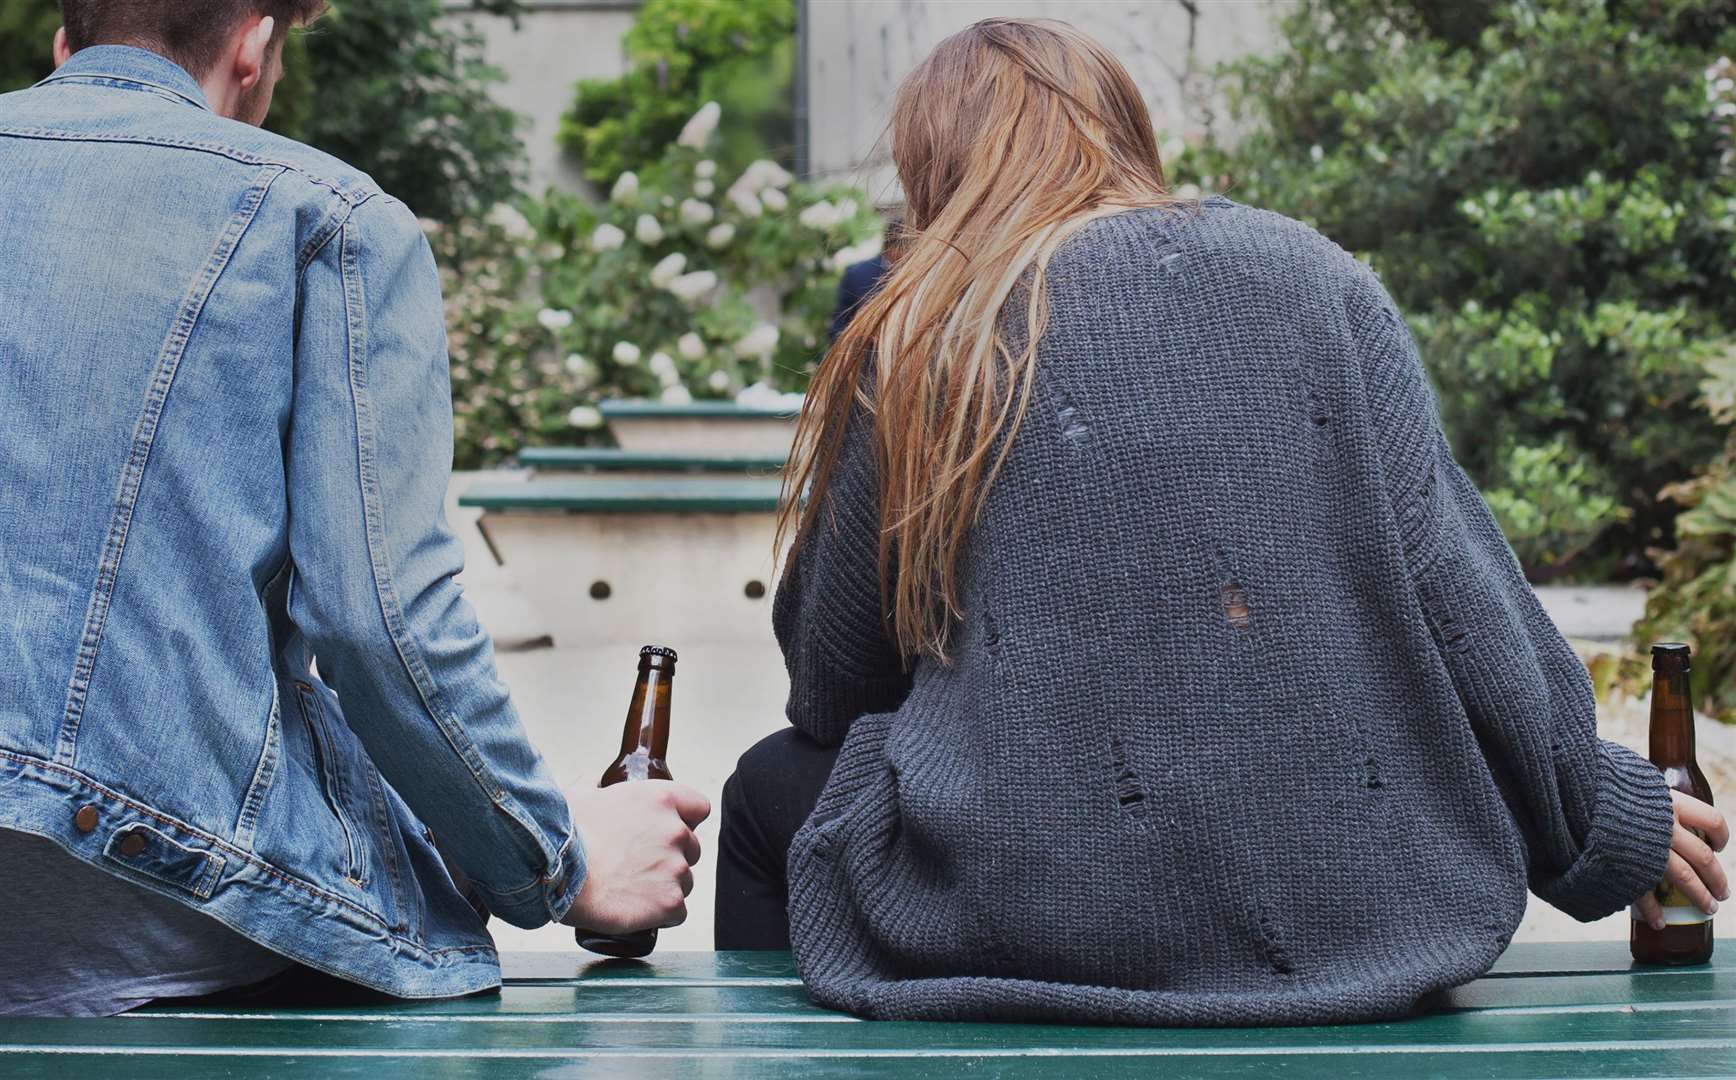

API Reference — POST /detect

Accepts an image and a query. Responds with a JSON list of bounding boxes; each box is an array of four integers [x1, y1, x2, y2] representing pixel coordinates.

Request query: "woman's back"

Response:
[[774, 199, 1676, 1024]]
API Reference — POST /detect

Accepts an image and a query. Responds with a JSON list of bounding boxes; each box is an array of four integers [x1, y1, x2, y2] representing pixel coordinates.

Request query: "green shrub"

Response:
[[557, 0, 795, 187], [1179, 0, 1736, 578]]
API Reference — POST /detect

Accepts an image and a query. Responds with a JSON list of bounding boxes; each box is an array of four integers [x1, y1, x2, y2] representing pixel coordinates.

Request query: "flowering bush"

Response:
[[1175, 0, 1736, 579], [443, 102, 880, 466]]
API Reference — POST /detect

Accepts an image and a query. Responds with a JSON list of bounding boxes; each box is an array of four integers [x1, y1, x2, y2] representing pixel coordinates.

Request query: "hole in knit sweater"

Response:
[[1109, 737, 1148, 818], [1222, 582, 1252, 628]]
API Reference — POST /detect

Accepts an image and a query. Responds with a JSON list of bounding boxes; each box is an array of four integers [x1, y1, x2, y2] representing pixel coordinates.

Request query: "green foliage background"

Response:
[[558, 0, 796, 186], [1182, 0, 1736, 579], [0, 0, 525, 224]]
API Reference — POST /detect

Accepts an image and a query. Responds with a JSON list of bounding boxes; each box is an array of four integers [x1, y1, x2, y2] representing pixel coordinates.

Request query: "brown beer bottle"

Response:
[[575, 645, 677, 958], [1631, 642, 1714, 966]]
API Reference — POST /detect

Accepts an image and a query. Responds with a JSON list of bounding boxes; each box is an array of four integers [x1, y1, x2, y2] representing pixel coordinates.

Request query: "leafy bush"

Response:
[[557, 0, 795, 187], [1180, 0, 1736, 578], [444, 103, 880, 468], [0, 0, 523, 225], [0, 1, 57, 94]]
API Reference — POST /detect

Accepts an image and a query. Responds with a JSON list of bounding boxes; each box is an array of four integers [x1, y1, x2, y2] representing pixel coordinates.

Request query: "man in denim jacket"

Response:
[[0, 1, 708, 1015]]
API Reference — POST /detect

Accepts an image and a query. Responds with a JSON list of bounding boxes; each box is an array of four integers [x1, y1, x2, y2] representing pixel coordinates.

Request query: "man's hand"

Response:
[[560, 781, 711, 933], [1635, 791, 1730, 930]]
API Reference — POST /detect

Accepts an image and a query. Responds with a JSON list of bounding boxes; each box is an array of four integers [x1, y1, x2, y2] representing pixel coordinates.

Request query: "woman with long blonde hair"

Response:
[[714, 18, 1724, 1024]]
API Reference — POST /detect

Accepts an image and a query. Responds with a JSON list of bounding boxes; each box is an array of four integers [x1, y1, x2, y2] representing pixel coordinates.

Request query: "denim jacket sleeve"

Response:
[[286, 193, 583, 928]]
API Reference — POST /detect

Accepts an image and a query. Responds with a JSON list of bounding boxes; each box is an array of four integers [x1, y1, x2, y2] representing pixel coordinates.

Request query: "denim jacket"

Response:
[[0, 48, 582, 998]]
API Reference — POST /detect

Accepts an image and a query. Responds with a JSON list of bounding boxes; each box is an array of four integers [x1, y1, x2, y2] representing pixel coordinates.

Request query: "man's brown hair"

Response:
[[61, 1, 327, 79]]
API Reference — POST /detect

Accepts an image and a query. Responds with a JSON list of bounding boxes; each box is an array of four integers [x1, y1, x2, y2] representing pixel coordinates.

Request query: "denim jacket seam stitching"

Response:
[[338, 212, 559, 879], [36, 74, 208, 111], [0, 749, 492, 959], [0, 127, 376, 204], [53, 162, 286, 765]]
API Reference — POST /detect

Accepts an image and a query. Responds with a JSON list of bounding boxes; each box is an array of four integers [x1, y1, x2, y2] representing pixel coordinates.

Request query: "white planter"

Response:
[[599, 400, 797, 457]]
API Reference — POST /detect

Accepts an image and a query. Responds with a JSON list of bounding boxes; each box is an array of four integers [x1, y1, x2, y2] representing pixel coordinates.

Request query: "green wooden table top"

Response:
[[459, 475, 784, 514], [515, 447, 786, 473], [3, 945, 1733, 1078]]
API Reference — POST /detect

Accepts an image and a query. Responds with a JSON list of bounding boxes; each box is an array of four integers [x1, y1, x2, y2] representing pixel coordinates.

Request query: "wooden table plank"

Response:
[[12, 1006, 1736, 1052], [6, 1047, 1736, 1080], [5, 947, 1735, 1078]]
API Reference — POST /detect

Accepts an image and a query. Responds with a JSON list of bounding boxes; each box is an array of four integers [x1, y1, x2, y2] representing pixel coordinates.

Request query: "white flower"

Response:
[[635, 214, 664, 245], [696, 160, 717, 179], [837, 198, 858, 219], [536, 308, 574, 331], [735, 380, 778, 408], [727, 187, 763, 218], [649, 350, 680, 384], [736, 159, 793, 192], [1720, 102, 1736, 118], [564, 353, 592, 376], [677, 101, 722, 149], [678, 332, 706, 359], [667, 270, 719, 302], [610, 171, 640, 204], [1160, 136, 1187, 163], [707, 369, 732, 392], [679, 198, 715, 226], [830, 237, 884, 271], [1310, 144, 1324, 163], [798, 200, 843, 230], [650, 252, 688, 288], [760, 188, 789, 213], [589, 222, 625, 252], [660, 384, 694, 405], [612, 341, 642, 365], [486, 203, 534, 240], [706, 223, 736, 248], [735, 323, 780, 359], [1176, 183, 1202, 200], [694, 179, 715, 198], [567, 405, 603, 429]]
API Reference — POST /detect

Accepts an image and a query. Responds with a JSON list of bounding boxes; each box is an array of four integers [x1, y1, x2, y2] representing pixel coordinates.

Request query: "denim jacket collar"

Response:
[[37, 46, 211, 113]]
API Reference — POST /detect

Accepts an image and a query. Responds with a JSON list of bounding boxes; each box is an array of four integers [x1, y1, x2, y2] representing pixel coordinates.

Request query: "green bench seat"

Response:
[[515, 447, 785, 474], [2, 944, 1732, 1077], [459, 476, 783, 514]]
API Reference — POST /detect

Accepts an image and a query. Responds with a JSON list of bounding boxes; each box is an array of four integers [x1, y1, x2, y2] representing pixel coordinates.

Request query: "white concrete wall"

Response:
[[443, 0, 642, 195], [804, 0, 1295, 200]]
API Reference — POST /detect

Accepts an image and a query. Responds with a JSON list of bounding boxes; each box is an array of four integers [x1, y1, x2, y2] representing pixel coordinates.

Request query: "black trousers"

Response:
[[715, 727, 840, 950]]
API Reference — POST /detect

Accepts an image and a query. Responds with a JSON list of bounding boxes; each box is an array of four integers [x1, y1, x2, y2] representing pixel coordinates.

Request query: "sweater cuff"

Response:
[[1538, 741, 1675, 922]]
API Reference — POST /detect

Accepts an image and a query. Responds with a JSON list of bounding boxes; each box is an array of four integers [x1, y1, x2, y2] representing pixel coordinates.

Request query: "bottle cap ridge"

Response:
[[1652, 642, 1691, 672], [639, 645, 678, 661]]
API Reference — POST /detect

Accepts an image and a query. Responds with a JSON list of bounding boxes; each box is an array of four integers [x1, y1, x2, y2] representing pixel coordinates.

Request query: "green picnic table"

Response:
[[2, 944, 1733, 1077]]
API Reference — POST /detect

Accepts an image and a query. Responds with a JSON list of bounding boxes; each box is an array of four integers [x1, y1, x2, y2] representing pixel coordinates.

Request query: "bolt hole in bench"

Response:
[[3, 944, 1729, 1075]]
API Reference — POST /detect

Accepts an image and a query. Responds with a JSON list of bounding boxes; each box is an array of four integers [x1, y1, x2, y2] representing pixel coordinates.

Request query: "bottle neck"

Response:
[[1651, 667, 1696, 765], [618, 666, 672, 760]]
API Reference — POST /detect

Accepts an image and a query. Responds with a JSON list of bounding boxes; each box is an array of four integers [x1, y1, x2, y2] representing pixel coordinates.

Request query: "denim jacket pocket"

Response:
[[294, 681, 366, 885]]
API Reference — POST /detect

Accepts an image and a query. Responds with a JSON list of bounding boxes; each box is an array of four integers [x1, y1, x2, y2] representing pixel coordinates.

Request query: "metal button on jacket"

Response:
[[118, 831, 147, 858], [73, 805, 99, 833]]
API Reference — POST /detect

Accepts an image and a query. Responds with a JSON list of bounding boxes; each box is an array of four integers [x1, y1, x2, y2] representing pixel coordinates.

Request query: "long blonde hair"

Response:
[[779, 18, 1175, 662]]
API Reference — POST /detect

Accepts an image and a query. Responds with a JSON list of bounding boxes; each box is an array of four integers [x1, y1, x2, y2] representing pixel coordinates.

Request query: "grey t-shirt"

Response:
[[0, 828, 290, 1017]]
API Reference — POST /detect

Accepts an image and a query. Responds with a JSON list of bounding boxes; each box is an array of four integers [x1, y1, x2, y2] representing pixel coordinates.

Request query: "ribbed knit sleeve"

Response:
[[772, 396, 913, 747], [1352, 269, 1675, 923]]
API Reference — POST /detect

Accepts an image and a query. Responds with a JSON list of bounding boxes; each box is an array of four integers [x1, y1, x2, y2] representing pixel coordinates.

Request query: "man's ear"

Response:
[[52, 27, 71, 69], [233, 15, 276, 91]]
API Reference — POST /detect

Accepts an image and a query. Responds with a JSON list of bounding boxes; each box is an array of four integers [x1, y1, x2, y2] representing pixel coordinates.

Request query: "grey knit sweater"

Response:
[[772, 198, 1677, 1026]]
